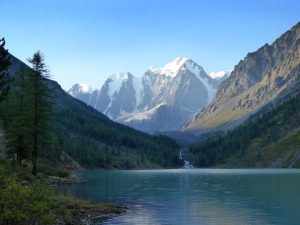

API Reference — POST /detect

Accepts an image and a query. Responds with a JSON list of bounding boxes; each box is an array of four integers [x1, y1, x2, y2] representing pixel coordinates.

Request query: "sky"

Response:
[[1, 0, 300, 90]]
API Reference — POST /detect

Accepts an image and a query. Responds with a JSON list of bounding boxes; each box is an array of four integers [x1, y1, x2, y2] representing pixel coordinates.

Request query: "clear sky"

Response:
[[1, 0, 300, 90]]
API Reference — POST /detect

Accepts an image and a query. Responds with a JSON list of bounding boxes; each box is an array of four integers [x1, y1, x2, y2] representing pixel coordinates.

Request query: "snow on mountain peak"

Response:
[[69, 56, 227, 133], [106, 72, 144, 110], [163, 56, 189, 70], [109, 72, 131, 81], [209, 70, 232, 80], [106, 72, 133, 99], [149, 57, 196, 77], [78, 84, 92, 93], [67, 83, 93, 98]]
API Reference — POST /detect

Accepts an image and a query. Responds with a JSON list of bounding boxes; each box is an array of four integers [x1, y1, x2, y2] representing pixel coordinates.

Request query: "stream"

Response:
[[179, 148, 193, 169]]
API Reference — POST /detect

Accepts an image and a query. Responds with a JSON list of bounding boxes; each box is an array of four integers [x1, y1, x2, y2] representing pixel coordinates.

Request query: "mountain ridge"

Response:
[[68, 57, 229, 133], [184, 21, 300, 133]]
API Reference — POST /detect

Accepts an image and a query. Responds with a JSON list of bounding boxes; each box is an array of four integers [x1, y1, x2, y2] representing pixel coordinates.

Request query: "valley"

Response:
[[1, 2, 300, 224], [69, 21, 300, 169]]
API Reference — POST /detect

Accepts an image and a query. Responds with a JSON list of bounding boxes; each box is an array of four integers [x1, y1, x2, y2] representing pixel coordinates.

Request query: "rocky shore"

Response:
[[49, 175, 87, 185], [55, 197, 126, 225]]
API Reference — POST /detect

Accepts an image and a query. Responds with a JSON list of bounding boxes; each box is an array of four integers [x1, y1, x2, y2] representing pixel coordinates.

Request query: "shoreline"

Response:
[[55, 197, 126, 225], [52, 171, 127, 224]]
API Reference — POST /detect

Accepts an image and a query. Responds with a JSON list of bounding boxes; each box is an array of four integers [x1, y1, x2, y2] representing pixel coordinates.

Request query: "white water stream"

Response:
[[179, 148, 193, 169]]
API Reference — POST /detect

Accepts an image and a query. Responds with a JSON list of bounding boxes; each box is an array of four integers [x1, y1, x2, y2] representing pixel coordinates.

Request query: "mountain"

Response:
[[118, 104, 189, 133], [68, 83, 93, 104], [209, 70, 232, 82], [1, 54, 182, 169], [184, 22, 300, 133], [143, 57, 219, 112], [189, 92, 300, 168], [69, 57, 225, 133], [69, 72, 143, 118]]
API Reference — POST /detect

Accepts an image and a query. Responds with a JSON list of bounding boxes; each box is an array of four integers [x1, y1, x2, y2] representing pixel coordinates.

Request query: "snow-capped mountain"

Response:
[[68, 57, 228, 133], [209, 70, 232, 82], [92, 72, 142, 118], [68, 84, 93, 104], [148, 57, 218, 107], [68, 83, 93, 96]]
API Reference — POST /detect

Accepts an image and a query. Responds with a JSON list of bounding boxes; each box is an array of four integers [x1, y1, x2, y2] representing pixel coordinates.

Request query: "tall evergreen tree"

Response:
[[5, 65, 32, 165], [0, 37, 11, 100], [27, 51, 52, 176]]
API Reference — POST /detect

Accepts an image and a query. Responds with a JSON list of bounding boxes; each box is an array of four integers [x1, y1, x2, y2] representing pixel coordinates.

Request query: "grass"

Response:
[[0, 157, 125, 225], [199, 108, 247, 129]]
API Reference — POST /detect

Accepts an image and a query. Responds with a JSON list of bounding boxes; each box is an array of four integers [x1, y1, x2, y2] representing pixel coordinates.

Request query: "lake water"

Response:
[[66, 169, 300, 225]]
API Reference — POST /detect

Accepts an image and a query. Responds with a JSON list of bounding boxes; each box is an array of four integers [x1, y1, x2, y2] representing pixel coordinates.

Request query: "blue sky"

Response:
[[1, 0, 300, 89]]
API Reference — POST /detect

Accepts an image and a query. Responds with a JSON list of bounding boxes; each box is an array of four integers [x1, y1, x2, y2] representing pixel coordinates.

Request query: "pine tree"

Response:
[[0, 37, 11, 100], [27, 51, 52, 176], [5, 65, 32, 165]]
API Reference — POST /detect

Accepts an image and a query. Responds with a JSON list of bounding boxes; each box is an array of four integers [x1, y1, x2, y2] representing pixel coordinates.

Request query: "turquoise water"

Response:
[[66, 169, 300, 225]]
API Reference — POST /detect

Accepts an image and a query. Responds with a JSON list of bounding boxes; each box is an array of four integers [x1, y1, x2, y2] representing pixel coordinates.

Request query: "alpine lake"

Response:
[[64, 169, 300, 225]]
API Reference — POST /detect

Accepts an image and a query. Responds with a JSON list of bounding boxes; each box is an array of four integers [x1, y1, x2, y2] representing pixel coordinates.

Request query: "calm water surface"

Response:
[[66, 169, 300, 225]]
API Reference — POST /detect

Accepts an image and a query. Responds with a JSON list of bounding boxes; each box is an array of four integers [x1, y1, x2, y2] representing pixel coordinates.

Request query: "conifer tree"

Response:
[[27, 51, 52, 176], [5, 65, 32, 165], [0, 37, 11, 100]]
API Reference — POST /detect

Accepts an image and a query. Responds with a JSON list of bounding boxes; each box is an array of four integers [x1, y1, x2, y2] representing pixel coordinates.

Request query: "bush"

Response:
[[38, 163, 69, 178], [0, 167, 65, 225]]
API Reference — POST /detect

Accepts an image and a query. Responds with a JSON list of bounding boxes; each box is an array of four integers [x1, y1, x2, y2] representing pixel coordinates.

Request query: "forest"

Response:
[[0, 41, 182, 171], [189, 93, 300, 167], [0, 37, 182, 224]]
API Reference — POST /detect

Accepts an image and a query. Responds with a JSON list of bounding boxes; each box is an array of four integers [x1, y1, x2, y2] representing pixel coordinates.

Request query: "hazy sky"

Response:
[[1, 0, 300, 90]]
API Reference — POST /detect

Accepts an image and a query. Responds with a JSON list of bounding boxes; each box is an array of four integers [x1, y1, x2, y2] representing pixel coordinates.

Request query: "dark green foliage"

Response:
[[189, 94, 300, 167], [0, 49, 182, 169], [0, 159, 123, 225], [0, 164, 64, 225], [27, 51, 52, 175], [53, 99, 182, 168], [0, 37, 10, 100], [0, 51, 53, 174], [4, 65, 32, 165]]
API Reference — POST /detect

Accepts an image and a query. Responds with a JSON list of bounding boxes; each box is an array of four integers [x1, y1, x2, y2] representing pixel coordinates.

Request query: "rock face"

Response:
[[68, 57, 227, 133], [184, 22, 300, 133]]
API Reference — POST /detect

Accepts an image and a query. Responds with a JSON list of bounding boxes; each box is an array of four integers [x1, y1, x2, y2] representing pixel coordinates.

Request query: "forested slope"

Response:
[[189, 93, 300, 168], [1, 54, 182, 169]]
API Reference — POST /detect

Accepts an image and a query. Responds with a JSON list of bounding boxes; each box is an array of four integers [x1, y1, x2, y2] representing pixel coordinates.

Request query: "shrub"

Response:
[[0, 167, 65, 225]]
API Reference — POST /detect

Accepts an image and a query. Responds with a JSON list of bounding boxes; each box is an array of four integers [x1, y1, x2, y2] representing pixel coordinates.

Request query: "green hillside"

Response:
[[1, 55, 182, 169], [189, 93, 300, 168]]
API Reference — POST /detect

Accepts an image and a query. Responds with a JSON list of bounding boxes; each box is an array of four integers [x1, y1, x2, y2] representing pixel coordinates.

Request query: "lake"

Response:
[[66, 169, 300, 225]]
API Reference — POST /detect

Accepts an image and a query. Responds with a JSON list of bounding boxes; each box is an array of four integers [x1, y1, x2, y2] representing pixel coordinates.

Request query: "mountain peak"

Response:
[[68, 83, 93, 97], [209, 70, 232, 80], [108, 72, 132, 81], [166, 56, 190, 67], [79, 84, 93, 93], [149, 57, 199, 77]]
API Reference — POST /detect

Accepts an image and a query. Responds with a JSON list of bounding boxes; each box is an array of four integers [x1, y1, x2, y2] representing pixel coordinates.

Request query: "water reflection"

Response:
[[66, 169, 300, 225]]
